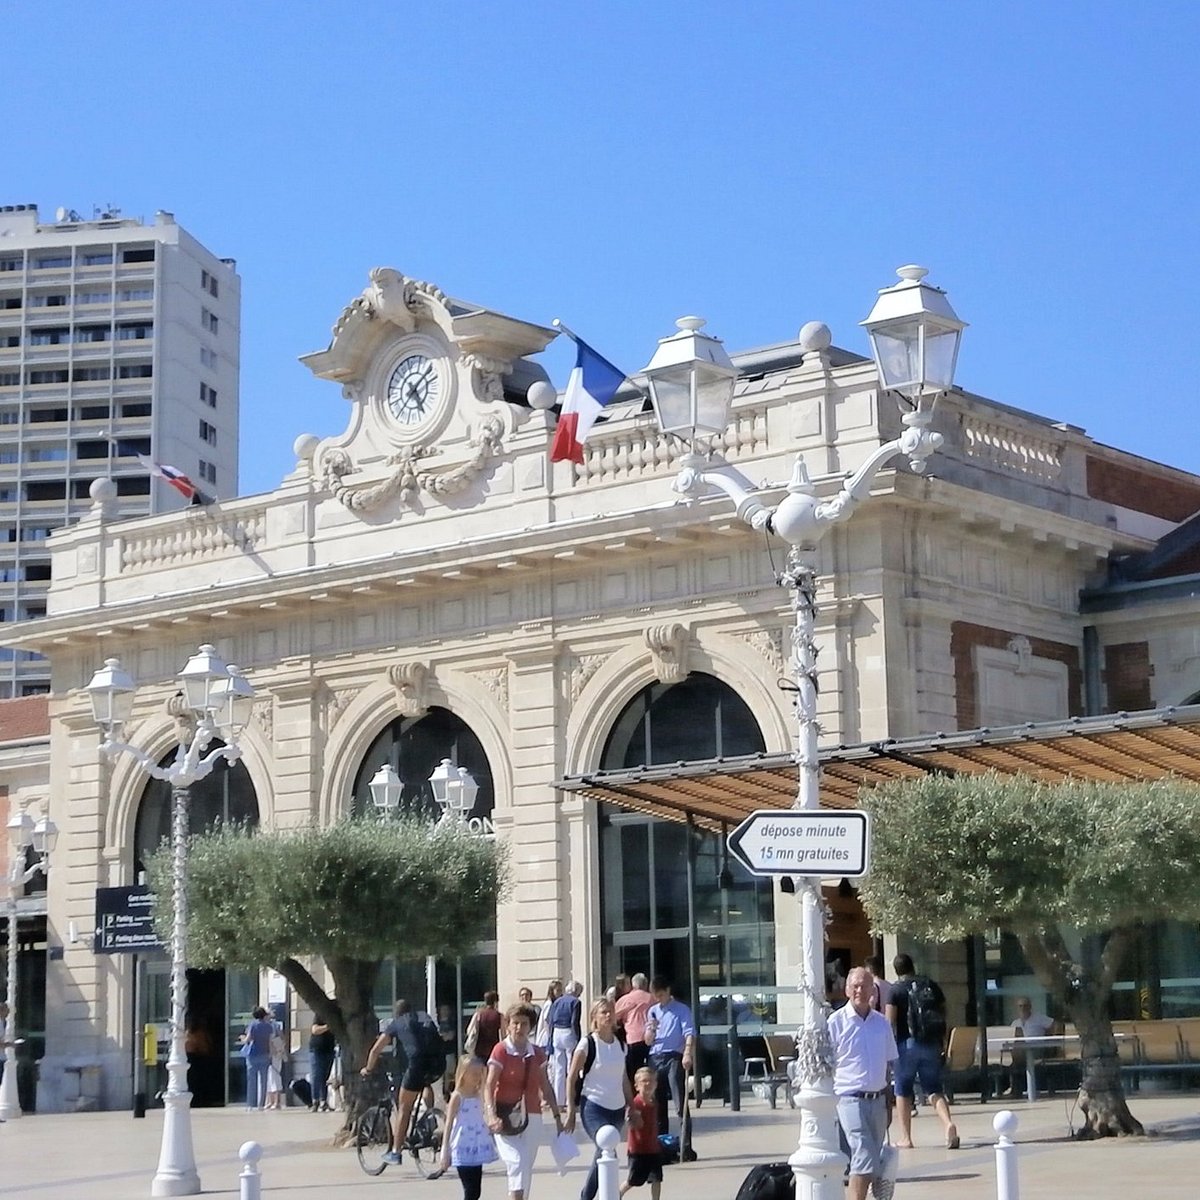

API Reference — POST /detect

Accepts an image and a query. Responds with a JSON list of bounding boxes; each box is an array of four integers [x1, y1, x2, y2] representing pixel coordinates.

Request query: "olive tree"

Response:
[[856, 773, 1200, 1138], [148, 814, 507, 1123]]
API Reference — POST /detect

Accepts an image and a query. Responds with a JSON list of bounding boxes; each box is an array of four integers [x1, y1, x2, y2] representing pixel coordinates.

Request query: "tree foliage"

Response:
[[147, 813, 508, 1133], [857, 772, 1200, 1138], [858, 773, 1200, 940], [148, 814, 508, 970]]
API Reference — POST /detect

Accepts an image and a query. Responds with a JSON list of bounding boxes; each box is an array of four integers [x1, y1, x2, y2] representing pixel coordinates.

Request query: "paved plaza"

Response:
[[0, 1090, 1197, 1200]]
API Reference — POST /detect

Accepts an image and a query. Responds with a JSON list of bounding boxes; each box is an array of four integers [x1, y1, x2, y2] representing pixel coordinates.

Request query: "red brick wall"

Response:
[[1087, 457, 1200, 522], [950, 622, 1083, 729], [1103, 642, 1154, 712]]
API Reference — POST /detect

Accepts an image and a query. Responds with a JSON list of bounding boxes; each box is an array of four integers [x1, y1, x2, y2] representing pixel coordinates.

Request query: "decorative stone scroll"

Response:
[[742, 628, 786, 676], [645, 623, 690, 684], [321, 415, 505, 514], [388, 662, 429, 718], [570, 653, 607, 703], [1006, 635, 1033, 675], [470, 665, 510, 714]]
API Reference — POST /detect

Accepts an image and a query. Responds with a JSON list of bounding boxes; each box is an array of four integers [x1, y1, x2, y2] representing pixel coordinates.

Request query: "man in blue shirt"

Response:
[[645, 975, 695, 1142], [546, 980, 583, 1105]]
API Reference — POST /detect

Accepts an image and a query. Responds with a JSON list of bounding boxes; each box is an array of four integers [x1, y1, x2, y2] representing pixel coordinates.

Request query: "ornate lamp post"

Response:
[[1, 810, 58, 1120], [369, 759, 479, 1015], [641, 267, 965, 1200], [86, 645, 255, 1198]]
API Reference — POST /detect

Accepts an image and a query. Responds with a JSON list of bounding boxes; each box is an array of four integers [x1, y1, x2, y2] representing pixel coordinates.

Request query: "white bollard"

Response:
[[993, 1110, 1019, 1200], [239, 1140, 263, 1200], [595, 1124, 621, 1200]]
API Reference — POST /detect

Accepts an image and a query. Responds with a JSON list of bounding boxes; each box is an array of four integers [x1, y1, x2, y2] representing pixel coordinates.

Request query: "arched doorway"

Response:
[[598, 673, 771, 1099], [352, 707, 496, 1049], [132, 749, 259, 1107]]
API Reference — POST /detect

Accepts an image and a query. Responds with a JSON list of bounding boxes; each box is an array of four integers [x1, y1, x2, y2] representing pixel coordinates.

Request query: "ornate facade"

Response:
[[11, 268, 1200, 1110]]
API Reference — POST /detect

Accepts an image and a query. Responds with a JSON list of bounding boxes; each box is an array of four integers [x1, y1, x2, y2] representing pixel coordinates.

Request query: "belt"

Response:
[[840, 1090, 885, 1100]]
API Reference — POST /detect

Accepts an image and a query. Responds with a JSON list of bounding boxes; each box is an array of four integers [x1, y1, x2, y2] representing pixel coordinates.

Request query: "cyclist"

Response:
[[362, 999, 445, 1165]]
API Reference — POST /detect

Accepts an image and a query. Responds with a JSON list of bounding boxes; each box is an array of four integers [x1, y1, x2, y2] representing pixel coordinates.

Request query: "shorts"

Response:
[[893, 1039, 944, 1099], [627, 1151, 663, 1187], [835, 1094, 887, 1177], [399, 1057, 445, 1093]]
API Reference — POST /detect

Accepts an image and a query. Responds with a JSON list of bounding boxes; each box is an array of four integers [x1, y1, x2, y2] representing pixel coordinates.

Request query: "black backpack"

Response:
[[735, 1163, 795, 1200], [906, 976, 947, 1045], [410, 1011, 450, 1069], [572, 1030, 627, 1104]]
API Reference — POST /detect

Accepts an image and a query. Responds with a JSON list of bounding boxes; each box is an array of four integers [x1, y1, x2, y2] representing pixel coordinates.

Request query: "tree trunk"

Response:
[[1017, 925, 1143, 1138], [276, 954, 383, 1145]]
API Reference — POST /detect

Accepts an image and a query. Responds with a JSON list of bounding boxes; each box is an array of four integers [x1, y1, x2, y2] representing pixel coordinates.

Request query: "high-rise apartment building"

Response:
[[0, 203, 240, 697]]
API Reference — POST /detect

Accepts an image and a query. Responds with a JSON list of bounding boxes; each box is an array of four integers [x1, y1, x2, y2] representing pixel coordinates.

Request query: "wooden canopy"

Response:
[[555, 706, 1200, 832]]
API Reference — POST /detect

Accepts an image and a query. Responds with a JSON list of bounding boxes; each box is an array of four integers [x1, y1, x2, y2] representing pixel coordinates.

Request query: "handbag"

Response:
[[465, 1013, 479, 1056], [495, 1052, 532, 1135], [239, 1039, 253, 1059]]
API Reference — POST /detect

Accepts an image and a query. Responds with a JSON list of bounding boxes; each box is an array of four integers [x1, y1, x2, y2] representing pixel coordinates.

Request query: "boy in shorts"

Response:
[[622, 1067, 663, 1200]]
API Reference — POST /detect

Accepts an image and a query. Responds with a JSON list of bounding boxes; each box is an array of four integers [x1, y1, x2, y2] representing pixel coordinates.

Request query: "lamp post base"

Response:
[[0, 1044, 21, 1120], [151, 1088, 201, 1196], [788, 1076, 847, 1200]]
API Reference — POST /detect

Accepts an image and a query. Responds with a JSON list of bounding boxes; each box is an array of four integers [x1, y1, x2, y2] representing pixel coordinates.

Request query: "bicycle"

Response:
[[355, 1073, 445, 1179]]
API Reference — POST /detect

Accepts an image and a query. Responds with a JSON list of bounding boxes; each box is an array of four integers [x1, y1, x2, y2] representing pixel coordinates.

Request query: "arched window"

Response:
[[602, 673, 766, 769], [132, 747, 258, 877], [351, 706, 494, 820]]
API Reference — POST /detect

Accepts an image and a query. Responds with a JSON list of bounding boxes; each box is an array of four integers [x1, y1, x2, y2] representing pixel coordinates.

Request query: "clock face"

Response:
[[385, 354, 440, 426]]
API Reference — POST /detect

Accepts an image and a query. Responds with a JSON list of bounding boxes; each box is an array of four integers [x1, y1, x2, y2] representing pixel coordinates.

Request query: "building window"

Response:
[[28, 447, 68, 463], [77, 290, 112, 305], [200, 382, 217, 408], [117, 322, 152, 340], [28, 406, 68, 422], [30, 293, 68, 307], [2, 296, 21, 309], [202, 307, 219, 334], [121, 247, 155, 264], [117, 363, 153, 379], [82, 252, 114, 266], [35, 256, 71, 269], [198, 459, 217, 484], [2, 334, 17, 348], [116, 476, 151, 496], [120, 400, 152, 417], [0, 408, 18, 422], [76, 325, 111, 343], [0, 372, 19, 387], [77, 403, 110, 420], [200, 347, 217, 369], [28, 370, 69, 385], [0, 258, 21, 272], [24, 562, 51, 581], [199, 419, 217, 446], [201, 269, 219, 298], [29, 327, 70, 345], [73, 365, 112, 382], [75, 440, 111, 460], [118, 286, 153, 302]]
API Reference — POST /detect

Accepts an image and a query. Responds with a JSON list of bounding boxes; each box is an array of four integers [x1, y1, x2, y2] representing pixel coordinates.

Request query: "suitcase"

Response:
[[290, 1077, 313, 1108], [734, 1163, 795, 1200]]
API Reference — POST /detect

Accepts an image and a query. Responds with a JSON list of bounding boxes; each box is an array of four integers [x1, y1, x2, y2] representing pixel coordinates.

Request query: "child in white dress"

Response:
[[440, 1054, 498, 1200]]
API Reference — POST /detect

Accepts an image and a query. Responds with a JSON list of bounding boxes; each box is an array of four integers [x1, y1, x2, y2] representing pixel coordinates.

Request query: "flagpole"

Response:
[[551, 318, 582, 344]]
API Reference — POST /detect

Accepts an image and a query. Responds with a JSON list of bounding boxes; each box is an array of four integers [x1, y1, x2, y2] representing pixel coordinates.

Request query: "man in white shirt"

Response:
[[828, 967, 899, 1200], [1006, 997, 1057, 1097]]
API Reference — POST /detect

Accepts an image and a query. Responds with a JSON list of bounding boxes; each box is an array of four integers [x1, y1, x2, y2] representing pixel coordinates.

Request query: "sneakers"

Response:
[[872, 1142, 899, 1200], [381, 1150, 402, 1165], [945, 1124, 960, 1150]]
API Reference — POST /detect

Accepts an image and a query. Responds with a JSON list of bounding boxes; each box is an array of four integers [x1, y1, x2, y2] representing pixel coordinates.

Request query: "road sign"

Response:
[[94, 885, 163, 955], [726, 809, 870, 878]]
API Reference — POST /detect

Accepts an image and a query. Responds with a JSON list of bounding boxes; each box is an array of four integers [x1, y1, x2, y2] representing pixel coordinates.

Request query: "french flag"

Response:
[[134, 454, 209, 505], [549, 334, 628, 465]]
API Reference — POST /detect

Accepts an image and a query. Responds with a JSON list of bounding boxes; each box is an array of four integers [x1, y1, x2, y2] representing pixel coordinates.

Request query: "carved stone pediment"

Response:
[[645, 623, 690, 684], [298, 268, 557, 521]]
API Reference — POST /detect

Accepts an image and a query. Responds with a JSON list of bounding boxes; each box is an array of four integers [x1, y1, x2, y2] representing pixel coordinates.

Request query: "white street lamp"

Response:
[[368, 764, 403, 814], [429, 758, 480, 823], [1, 809, 56, 1121], [86, 644, 254, 1198], [642, 268, 964, 1200]]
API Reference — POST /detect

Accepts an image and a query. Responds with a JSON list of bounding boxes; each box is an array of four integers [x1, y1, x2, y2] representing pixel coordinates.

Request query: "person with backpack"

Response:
[[885, 954, 959, 1150], [565, 998, 634, 1200], [361, 998, 449, 1166]]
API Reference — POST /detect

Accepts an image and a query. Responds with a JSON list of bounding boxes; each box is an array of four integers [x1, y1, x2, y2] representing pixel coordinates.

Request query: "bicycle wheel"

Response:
[[356, 1102, 394, 1176], [407, 1107, 446, 1180]]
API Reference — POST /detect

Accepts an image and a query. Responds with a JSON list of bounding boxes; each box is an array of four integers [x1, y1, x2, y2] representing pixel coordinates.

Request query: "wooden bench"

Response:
[[1120, 1020, 1200, 1089], [750, 1033, 797, 1109]]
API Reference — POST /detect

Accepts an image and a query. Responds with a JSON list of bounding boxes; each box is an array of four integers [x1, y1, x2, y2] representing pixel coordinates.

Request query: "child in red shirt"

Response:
[[622, 1067, 662, 1200]]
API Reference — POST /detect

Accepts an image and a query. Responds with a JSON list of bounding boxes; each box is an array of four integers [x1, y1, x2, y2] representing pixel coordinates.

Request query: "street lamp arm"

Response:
[[7, 859, 49, 890], [672, 454, 773, 530], [101, 723, 241, 788]]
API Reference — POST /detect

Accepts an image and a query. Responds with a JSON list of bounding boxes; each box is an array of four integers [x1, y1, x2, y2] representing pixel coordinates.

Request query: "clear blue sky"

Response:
[[8, 2, 1199, 495]]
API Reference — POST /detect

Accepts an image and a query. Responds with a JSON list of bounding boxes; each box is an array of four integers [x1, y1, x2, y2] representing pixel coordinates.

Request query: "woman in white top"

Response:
[[565, 998, 634, 1200]]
